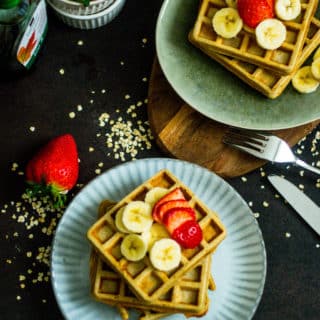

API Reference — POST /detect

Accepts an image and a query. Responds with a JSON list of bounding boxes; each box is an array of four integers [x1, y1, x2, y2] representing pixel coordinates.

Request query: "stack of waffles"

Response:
[[87, 169, 226, 319], [189, 0, 320, 98]]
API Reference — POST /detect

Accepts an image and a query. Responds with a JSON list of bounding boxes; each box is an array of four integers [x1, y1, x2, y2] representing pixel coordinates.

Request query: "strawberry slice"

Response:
[[152, 187, 185, 222], [157, 199, 190, 222], [172, 220, 203, 249], [237, 0, 274, 28], [162, 207, 195, 234]]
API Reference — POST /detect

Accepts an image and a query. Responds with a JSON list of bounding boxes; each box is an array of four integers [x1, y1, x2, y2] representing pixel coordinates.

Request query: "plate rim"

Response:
[[155, 0, 320, 131], [51, 157, 267, 320]]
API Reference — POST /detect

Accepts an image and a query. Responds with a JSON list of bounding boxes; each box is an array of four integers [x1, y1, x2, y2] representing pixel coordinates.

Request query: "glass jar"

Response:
[[0, 0, 48, 73]]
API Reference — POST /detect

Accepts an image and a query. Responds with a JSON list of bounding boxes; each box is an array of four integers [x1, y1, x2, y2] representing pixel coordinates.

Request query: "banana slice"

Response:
[[115, 207, 130, 233], [275, 0, 301, 21], [292, 66, 319, 93], [313, 47, 320, 60], [212, 8, 243, 39], [311, 57, 320, 80], [147, 223, 170, 250], [149, 238, 181, 272], [120, 234, 147, 261], [225, 0, 237, 8], [144, 187, 169, 206], [122, 201, 153, 233], [255, 19, 286, 50], [141, 228, 151, 247]]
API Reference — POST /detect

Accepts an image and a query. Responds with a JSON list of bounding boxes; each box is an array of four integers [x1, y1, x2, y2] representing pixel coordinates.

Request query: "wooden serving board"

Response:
[[147, 59, 320, 178]]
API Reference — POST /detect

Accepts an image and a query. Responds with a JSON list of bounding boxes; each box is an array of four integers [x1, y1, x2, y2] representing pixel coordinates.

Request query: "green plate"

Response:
[[156, 0, 320, 130]]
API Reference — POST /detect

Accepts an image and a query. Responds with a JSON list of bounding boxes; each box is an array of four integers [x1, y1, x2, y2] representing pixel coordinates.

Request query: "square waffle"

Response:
[[192, 0, 318, 75], [189, 17, 320, 98], [90, 253, 211, 315], [89, 200, 216, 319], [87, 169, 226, 303]]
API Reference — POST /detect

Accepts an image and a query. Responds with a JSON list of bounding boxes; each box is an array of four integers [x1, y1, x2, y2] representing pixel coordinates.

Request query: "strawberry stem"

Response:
[[26, 181, 67, 208]]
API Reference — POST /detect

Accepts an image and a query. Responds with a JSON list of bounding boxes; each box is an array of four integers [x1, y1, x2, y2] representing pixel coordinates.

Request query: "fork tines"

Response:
[[223, 128, 270, 153]]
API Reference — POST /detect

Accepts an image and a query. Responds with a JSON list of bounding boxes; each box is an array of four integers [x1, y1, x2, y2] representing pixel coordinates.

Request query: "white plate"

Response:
[[51, 158, 266, 320]]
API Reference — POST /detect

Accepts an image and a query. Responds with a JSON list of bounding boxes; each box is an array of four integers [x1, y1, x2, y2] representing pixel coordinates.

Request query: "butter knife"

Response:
[[268, 175, 320, 236]]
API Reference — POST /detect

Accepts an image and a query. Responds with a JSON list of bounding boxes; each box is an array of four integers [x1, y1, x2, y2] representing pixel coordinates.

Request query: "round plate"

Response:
[[51, 158, 266, 320], [156, 0, 320, 130]]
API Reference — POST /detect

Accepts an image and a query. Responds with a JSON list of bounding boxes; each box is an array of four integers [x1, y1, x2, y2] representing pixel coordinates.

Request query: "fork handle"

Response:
[[295, 159, 320, 175]]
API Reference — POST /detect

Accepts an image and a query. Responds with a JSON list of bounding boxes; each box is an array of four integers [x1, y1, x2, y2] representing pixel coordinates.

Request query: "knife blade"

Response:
[[268, 175, 320, 236]]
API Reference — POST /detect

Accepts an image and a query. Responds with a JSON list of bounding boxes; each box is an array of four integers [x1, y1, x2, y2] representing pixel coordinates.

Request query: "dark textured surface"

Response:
[[0, 1, 319, 319]]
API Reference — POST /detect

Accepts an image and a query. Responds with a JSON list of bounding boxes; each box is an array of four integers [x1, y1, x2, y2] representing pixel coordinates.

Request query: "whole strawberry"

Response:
[[237, 0, 274, 28], [25, 134, 79, 207]]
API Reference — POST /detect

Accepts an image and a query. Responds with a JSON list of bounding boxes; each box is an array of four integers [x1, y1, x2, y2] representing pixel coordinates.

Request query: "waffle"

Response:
[[89, 200, 216, 318], [192, 0, 318, 75], [189, 17, 320, 98], [91, 253, 211, 315], [87, 169, 226, 303]]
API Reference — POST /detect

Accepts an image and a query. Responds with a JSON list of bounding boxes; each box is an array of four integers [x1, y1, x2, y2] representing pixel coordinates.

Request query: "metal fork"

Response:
[[223, 128, 320, 175]]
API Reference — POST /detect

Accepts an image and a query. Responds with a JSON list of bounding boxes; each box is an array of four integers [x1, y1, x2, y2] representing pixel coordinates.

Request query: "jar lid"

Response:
[[0, 0, 21, 9]]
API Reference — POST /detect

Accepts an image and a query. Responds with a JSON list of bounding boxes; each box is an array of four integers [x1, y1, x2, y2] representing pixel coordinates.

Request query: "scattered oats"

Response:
[[120, 61, 124, 66], [19, 275, 26, 281], [142, 77, 148, 82], [275, 193, 280, 198], [101, 89, 106, 94], [142, 38, 147, 44], [95, 168, 101, 175], [27, 269, 32, 274], [17, 215, 25, 223], [137, 101, 143, 107], [298, 184, 304, 190], [248, 201, 253, 207], [77, 104, 83, 111], [124, 94, 130, 100], [42, 299, 47, 303], [296, 148, 303, 155], [285, 232, 291, 238], [253, 212, 260, 218], [299, 170, 305, 177], [260, 185, 265, 189], [98, 113, 110, 127], [13, 232, 19, 237], [241, 176, 247, 182], [11, 163, 19, 171], [29, 126, 35, 132], [260, 171, 266, 177], [18, 171, 24, 176], [16, 295, 21, 301], [98, 162, 104, 168], [26, 252, 32, 258], [28, 234, 34, 239], [144, 98, 148, 104], [91, 90, 95, 94], [6, 259, 12, 264], [116, 109, 120, 113], [20, 283, 25, 289], [262, 201, 269, 207], [316, 244, 320, 248], [77, 40, 84, 46], [89, 147, 95, 152], [69, 112, 76, 119], [36, 246, 51, 266], [89, 99, 94, 104], [59, 68, 65, 75]]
